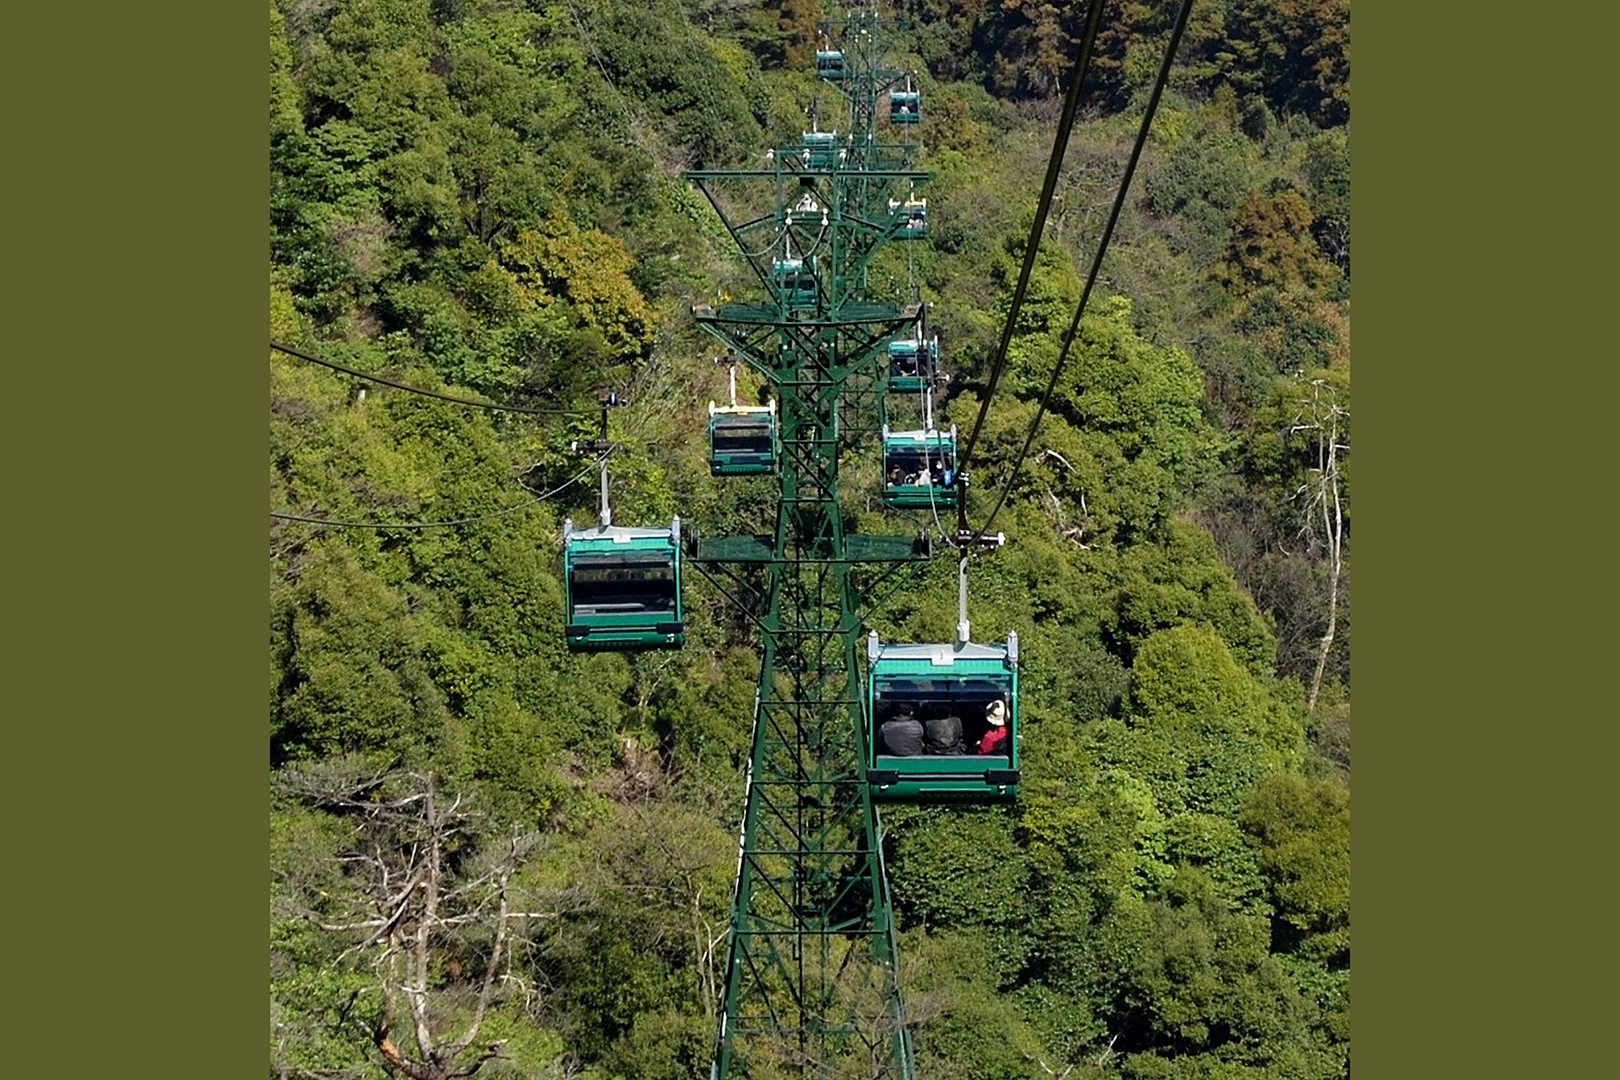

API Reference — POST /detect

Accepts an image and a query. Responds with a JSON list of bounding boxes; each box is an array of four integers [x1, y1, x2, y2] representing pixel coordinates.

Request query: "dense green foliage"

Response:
[[270, 1, 1349, 1077]]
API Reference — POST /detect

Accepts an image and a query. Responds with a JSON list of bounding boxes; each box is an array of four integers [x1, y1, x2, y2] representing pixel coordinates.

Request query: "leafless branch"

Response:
[[1284, 377, 1348, 710], [281, 770, 566, 1080], [1035, 447, 1073, 471], [1025, 1051, 1075, 1080]]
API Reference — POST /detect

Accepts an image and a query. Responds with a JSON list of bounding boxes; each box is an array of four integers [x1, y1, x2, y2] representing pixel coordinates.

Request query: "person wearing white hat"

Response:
[[977, 699, 1008, 755]]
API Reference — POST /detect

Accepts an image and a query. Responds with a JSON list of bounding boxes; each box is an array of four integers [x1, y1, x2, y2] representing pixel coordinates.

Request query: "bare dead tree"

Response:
[[280, 766, 580, 1080], [1287, 377, 1348, 712], [1024, 1050, 1075, 1080], [1018, 1028, 1122, 1080], [1035, 448, 1096, 548]]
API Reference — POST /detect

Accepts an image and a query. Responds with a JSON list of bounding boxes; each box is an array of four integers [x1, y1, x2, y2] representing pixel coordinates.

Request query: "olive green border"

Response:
[[8, 10, 109, 1062], [1357, 6, 1425, 1073], [39, 1, 1596, 1073], [7, 1, 259, 1070], [205, 0, 268, 1071], [8, 3, 258, 1071], [1358, 5, 1612, 1074], [237, 6, 273, 1073]]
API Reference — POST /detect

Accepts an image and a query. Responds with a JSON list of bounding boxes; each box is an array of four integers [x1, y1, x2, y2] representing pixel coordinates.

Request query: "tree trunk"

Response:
[[1305, 388, 1344, 713]]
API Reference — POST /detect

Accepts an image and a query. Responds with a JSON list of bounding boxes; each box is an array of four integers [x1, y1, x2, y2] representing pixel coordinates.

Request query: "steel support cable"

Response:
[[957, 0, 1108, 469], [562, 0, 640, 133], [973, 0, 1195, 543], [269, 451, 612, 531], [270, 340, 580, 416], [668, 0, 730, 156]]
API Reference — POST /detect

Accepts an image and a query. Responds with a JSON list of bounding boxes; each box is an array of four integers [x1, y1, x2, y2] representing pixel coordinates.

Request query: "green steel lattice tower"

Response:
[[683, 12, 930, 1080]]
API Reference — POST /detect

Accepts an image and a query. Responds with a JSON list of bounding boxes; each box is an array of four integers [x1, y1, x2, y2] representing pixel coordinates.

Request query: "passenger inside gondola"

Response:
[[876, 694, 1006, 758], [923, 711, 964, 754], [885, 448, 929, 485], [878, 702, 923, 756], [977, 699, 1009, 755]]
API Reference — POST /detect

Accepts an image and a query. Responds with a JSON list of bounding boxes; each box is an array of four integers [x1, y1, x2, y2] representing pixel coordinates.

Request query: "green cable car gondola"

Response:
[[865, 631, 1020, 801], [886, 334, 938, 393], [709, 399, 778, 475], [890, 196, 926, 239], [562, 517, 684, 651], [882, 424, 957, 509], [772, 256, 818, 309], [889, 90, 920, 124], [816, 49, 846, 79], [801, 130, 838, 168]]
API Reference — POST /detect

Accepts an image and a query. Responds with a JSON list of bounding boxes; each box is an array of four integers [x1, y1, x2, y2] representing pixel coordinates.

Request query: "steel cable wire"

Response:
[[957, 0, 1108, 470], [973, 0, 1196, 542], [269, 452, 612, 531], [270, 340, 581, 416]]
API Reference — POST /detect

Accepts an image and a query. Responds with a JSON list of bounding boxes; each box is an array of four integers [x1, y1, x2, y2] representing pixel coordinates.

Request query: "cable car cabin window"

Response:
[[888, 342, 922, 376], [882, 440, 956, 507], [873, 678, 1010, 760], [569, 555, 676, 615], [712, 421, 773, 455], [816, 51, 845, 78], [883, 448, 952, 486], [887, 341, 933, 388]]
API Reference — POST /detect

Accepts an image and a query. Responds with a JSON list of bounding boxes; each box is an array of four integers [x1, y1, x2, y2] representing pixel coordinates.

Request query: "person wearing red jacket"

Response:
[[977, 699, 1008, 755]]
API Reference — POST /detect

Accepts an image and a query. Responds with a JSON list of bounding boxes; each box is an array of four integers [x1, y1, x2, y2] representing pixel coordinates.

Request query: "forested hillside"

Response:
[[270, 1, 1350, 1077]]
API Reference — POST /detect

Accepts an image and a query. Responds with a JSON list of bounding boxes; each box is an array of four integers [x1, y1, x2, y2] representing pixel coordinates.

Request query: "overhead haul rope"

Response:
[[668, 0, 731, 155], [563, 0, 641, 134], [270, 340, 581, 416], [270, 451, 613, 531], [269, 502, 546, 530], [559, 0, 734, 288], [972, 0, 1195, 541], [956, 0, 1108, 470]]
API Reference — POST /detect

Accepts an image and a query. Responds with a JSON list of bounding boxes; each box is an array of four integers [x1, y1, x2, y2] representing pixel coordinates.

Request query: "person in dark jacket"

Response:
[[977, 699, 1008, 755], [923, 712, 965, 754], [879, 703, 924, 756]]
